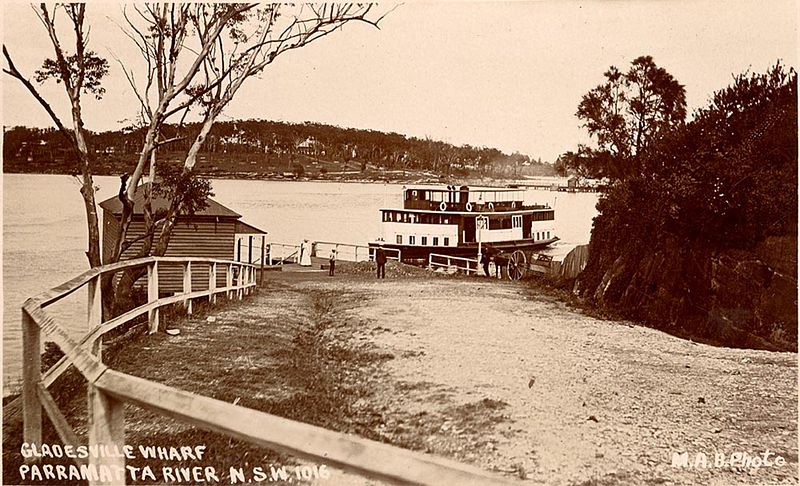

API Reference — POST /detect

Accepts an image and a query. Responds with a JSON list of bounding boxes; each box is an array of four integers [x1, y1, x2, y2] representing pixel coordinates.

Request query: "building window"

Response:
[[409, 235, 416, 245], [421, 236, 428, 245], [546, 231, 549, 239], [443, 237, 449, 246], [433, 237, 439, 246], [397, 235, 402, 244]]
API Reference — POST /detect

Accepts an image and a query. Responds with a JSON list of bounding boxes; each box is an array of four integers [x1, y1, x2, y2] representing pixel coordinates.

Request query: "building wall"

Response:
[[104, 213, 239, 293]]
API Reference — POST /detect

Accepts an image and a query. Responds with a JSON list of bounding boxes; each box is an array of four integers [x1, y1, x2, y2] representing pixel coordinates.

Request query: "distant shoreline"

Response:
[[2, 168, 547, 187]]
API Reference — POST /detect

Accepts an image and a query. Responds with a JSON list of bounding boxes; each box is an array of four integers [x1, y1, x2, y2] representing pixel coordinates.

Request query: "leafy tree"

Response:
[[576, 55, 686, 180]]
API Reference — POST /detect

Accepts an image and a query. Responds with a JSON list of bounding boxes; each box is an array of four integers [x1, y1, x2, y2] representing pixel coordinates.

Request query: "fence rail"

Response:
[[428, 253, 480, 275], [313, 240, 401, 262], [12, 255, 515, 486]]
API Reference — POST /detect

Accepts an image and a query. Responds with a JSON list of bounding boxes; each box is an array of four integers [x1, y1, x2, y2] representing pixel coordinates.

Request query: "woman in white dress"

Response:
[[299, 239, 312, 266]]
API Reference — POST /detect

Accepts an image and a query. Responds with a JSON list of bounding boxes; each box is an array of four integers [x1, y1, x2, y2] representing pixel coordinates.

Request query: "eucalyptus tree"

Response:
[[3, 4, 108, 268], [575, 55, 686, 180], [4, 3, 387, 317]]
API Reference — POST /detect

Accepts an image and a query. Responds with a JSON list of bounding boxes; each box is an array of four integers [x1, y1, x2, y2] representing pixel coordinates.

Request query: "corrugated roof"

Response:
[[99, 184, 240, 218]]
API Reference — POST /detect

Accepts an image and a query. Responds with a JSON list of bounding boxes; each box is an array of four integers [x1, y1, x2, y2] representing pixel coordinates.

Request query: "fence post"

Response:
[[260, 238, 266, 285], [22, 308, 42, 457], [428, 253, 433, 270], [226, 264, 233, 300], [183, 262, 193, 315], [88, 385, 125, 486], [237, 264, 244, 300], [147, 261, 159, 333], [209, 262, 217, 304]]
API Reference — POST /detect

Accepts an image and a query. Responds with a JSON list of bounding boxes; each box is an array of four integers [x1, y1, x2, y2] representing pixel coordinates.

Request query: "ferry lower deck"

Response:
[[369, 236, 559, 262]]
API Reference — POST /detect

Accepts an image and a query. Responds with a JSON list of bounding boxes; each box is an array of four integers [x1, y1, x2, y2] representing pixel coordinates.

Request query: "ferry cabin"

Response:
[[378, 186, 557, 260]]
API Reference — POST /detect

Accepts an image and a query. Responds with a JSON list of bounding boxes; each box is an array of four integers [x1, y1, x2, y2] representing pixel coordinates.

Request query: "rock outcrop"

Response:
[[576, 235, 797, 351]]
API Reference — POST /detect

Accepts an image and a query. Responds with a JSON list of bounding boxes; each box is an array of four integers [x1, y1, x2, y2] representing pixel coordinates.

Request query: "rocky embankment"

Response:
[[576, 235, 797, 352]]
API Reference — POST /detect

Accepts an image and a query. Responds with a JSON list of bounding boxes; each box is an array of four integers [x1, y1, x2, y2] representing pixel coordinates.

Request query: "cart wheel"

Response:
[[507, 250, 527, 280]]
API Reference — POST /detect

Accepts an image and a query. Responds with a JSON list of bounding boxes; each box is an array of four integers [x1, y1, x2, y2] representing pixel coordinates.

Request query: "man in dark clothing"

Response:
[[376, 246, 387, 279], [328, 249, 336, 276]]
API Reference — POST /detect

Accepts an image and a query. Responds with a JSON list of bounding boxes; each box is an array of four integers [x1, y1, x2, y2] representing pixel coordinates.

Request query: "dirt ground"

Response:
[[9, 263, 794, 486], [283, 267, 797, 486]]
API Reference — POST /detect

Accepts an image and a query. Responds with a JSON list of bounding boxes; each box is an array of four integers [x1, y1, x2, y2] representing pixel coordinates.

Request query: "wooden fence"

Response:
[[313, 240, 401, 262], [13, 256, 516, 486], [428, 253, 480, 275]]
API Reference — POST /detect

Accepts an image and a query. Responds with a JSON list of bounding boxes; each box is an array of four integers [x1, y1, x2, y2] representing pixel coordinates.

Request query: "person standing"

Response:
[[329, 249, 336, 276], [299, 239, 312, 266], [482, 246, 492, 277], [376, 245, 387, 279]]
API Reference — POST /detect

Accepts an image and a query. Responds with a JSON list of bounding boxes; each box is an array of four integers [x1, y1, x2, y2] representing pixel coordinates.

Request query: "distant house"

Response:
[[296, 137, 319, 155], [99, 185, 267, 293]]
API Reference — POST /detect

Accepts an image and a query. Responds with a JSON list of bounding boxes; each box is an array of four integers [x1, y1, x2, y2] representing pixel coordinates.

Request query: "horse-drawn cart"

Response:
[[492, 249, 554, 280]]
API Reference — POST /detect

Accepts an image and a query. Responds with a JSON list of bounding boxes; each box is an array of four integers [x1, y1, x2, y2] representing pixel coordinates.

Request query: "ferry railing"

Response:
[[14, 256, 517, 486], [428, 253, 480, 275]]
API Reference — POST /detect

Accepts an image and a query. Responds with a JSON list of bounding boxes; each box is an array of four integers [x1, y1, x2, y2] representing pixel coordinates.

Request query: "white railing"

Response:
[[313, 241, 374, 262], [268, 241, 402, 263], [427, 253, 480, 275], [266, 243, 301, 265]]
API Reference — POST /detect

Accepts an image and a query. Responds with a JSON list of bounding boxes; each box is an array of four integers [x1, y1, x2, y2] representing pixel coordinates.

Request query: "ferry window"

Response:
[[443, 217, 449, 224], [433, 237, 439, 246], [412, 190, 418, 197], [397, 235, 402, 244], [421, 236, 427, 246], [409, 235, 416, 245], [410, 214, 416, 224], [512, 215, 522, 228], [443, 237, 450, 246]]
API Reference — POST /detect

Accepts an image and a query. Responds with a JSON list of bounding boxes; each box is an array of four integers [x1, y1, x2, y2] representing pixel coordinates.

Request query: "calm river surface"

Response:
[[2, 173, 598, 393]]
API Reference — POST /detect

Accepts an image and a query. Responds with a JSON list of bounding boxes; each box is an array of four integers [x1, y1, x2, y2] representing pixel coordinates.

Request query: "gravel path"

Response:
[[285, 268, 797, 486]]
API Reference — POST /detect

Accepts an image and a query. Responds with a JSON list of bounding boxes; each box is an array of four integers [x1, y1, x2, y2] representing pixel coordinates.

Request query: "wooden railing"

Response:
[[265, 243, 301, 265], [428, 253, 480, 275], [15, 256, 516, 486], [313, 240, 401, 262]]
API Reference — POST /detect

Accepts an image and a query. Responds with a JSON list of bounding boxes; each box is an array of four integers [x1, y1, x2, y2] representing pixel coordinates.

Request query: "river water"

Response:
[[2, 173, 598, 393]]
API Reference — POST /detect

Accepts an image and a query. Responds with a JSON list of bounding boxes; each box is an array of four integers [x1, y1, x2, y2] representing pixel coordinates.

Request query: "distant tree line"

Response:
[[4, 119, 553, 178]]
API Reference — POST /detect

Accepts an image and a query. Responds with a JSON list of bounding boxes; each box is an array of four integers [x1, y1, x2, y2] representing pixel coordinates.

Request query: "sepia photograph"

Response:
[[1, 1, 797, 485]]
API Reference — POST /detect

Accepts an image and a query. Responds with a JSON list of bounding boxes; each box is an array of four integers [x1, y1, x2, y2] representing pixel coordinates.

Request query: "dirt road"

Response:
[[288, 266, 797, 486]]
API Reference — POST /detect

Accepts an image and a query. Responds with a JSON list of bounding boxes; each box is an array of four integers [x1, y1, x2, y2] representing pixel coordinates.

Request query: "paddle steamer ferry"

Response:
[[370, 185, 558, 262]]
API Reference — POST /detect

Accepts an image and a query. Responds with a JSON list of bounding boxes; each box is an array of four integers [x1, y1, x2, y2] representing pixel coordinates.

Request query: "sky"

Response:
[[1, 1, 797, 162]]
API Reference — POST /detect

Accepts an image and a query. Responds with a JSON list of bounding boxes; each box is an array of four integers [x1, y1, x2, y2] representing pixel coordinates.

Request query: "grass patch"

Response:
[[3, 285, 395, 485]]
